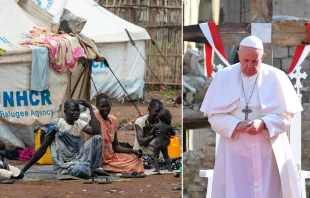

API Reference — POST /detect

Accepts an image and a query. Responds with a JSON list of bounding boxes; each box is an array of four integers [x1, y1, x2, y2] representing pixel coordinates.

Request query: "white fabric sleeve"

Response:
[[261, 113, 293, 138], [208, 113, 242, 139], [135, 116, 146, 129], [78, 119, 88, 131]]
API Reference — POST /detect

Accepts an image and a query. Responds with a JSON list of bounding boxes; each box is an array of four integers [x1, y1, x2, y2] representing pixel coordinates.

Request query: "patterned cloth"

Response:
[[142, 154, 182, 170], [44, 118, 103, 179], [20, 27, 85, 73]]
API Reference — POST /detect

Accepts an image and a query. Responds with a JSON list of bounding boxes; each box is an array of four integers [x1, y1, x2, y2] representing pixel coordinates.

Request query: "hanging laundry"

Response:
[[20, 26, 85, 72]]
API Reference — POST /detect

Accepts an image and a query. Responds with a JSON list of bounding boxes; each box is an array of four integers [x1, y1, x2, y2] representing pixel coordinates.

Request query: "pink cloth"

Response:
[[20, 27, 85, 72], [17, 147, 35, 162]]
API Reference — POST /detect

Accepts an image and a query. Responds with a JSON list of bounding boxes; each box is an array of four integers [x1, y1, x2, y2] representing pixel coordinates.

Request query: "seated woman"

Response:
[[85, 93, 144, 174], [134, 99, 181, 170], [22, 99, 109, 179], [134, 99, 163, 169]]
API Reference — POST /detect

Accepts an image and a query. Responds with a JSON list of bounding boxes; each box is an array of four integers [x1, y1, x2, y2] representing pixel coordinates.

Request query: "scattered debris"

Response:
[[183, 49, 211, 120], [173, 173, 180, 178], [172, 186, 182, 191]]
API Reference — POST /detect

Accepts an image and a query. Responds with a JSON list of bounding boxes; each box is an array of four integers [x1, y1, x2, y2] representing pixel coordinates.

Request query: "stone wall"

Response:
[[221, 0, 310, 22], [273, 46, 310, 103], [273, 0, 310, 19], [183, 127, 215, 198]]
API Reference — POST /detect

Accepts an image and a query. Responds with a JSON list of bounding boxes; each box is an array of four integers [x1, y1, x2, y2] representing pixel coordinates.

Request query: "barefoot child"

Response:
[[150, 109, 176, 172], [0, 140, 24, 182]]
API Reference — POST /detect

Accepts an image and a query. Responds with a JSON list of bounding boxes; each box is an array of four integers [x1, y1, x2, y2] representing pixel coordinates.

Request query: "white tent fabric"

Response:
[[92, 42, 145, 99], [18, 0, 54, 29], [33, 0, 150, 99], [0, 0, 71, 149], [37, 0, 150, 42], [0, 0, 36, 46]]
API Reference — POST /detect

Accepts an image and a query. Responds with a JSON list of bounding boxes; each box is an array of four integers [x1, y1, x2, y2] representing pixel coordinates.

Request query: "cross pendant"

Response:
[[242, 105, 252, 120]]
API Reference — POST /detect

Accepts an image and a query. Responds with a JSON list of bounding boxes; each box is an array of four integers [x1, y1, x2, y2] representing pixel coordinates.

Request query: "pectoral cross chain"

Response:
[[242, 105, 252, 120]]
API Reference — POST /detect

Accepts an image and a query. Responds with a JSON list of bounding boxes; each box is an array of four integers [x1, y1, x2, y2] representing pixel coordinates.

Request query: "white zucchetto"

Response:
[[240, 36, 264, 50]]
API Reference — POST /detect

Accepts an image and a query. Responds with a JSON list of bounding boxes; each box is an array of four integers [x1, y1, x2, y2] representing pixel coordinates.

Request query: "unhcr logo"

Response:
[[0, 90, 52, 107], [92, 60, 108, 68]]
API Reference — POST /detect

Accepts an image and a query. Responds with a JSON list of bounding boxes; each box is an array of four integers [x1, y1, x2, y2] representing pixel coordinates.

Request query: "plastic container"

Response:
[[168, 136, 181, 158], [34, 129, 53, 165]]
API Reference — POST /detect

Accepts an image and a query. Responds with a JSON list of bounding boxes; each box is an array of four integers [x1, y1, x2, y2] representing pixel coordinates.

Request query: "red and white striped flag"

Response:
[[287, 22, 310, 74], [199, 22, 230, 77]]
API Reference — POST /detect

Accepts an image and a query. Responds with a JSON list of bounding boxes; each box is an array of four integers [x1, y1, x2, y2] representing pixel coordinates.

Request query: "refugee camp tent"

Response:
[[0, 0, 91, 149], [32, 0, 151, 100]]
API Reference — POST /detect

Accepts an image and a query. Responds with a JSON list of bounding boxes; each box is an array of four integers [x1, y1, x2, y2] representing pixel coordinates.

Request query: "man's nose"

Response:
[[248, 63, 255, 69]]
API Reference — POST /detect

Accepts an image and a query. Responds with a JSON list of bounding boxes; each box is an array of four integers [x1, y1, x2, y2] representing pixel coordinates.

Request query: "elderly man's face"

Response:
[[237, 46, 266, 77]]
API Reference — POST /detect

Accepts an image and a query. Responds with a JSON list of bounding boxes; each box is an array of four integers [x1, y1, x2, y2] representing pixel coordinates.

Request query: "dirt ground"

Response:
[[2, 174, 181, 198], [1, 89, 182, 198]]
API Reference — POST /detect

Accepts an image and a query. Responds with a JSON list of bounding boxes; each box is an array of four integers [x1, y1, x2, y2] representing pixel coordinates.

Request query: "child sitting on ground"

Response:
[[0, 140, 24, 181], [150, 109, 176, 172]]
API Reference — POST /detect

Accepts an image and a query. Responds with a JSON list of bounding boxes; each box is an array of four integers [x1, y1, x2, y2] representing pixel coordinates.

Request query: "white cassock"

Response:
[[200, 63, 303, 198]]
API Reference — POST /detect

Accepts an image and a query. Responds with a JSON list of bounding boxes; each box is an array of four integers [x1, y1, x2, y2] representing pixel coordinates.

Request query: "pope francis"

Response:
[[200, 36, 303, 198]]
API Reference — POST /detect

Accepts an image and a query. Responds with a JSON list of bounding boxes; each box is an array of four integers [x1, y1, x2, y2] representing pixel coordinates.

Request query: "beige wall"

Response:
[[221, 0, 310, 21], [273, 0, 310, 18], [183, 0, 220, 52]]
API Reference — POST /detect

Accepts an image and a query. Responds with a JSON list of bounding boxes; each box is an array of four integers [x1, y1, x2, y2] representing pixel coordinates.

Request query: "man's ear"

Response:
[[261, 52, 266, 60]]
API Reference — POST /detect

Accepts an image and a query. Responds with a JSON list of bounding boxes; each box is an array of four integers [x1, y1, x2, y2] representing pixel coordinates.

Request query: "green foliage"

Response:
[[0, 48, 6, 56], [148, 84, 156, 90], [174, 122, 181, 130], [160, 85, 176, 100]]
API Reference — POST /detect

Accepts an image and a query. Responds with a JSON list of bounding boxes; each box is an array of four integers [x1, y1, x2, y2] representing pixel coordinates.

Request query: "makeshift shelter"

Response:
[[31, 0, 151, 99], [0, 0, 91, 149]]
